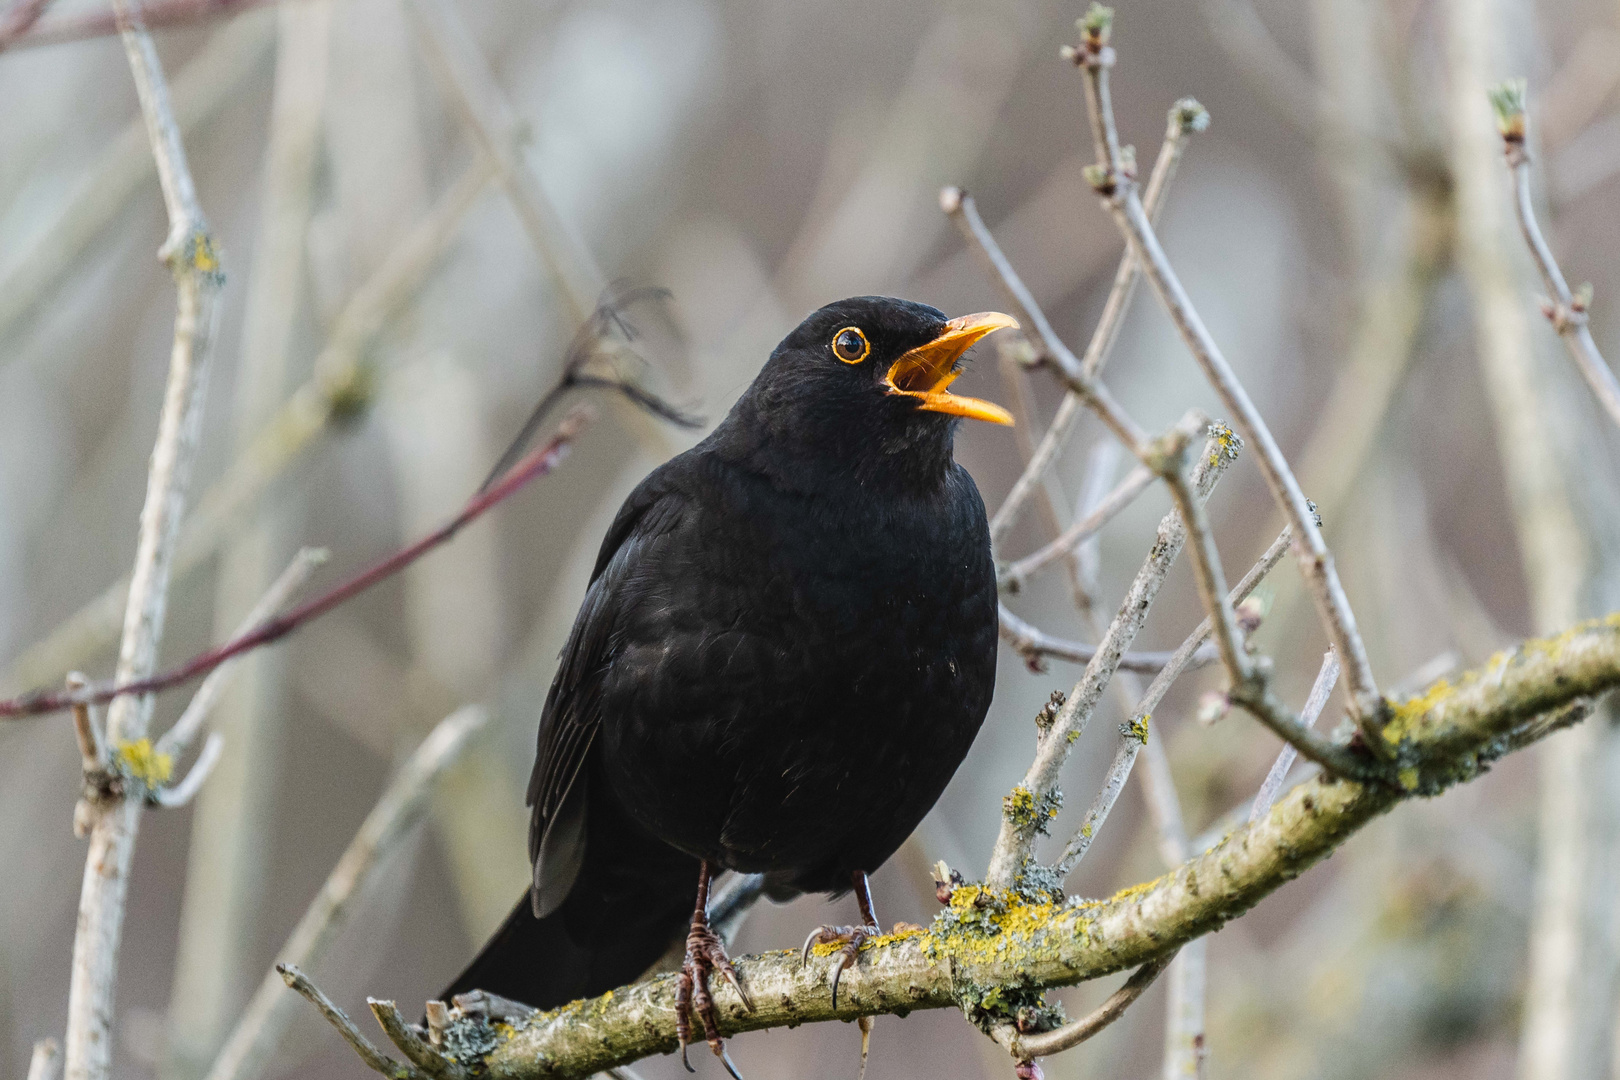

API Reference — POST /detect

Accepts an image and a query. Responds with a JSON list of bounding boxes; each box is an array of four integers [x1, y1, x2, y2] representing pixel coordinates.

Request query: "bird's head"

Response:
[[716, 296, 1019, 491]]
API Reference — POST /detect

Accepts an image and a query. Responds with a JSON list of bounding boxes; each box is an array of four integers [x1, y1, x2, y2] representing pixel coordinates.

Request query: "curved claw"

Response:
[[715, 1043, 747, 1080], [681, 1042, 695, 1073], [829, 948, 858, 1010], [719, 963, 755, 1012], [801, 927, 826, 967]]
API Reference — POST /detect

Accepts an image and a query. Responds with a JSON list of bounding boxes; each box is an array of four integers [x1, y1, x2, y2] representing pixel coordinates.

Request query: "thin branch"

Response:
[[65, 6, 222, 1076], [1154, 430, 1249, 682], [208, 708, 487, 1080], [1, 410, 593, 719], [285, 617, 1620, 1080], [998, 604, 1215, 674], [370, 1000, 468, 1080], [149, 732, 223, 808], [1488, 80, 1620, 431], [0, 0, 275, 50], [276, 966, 420, 1080], [1009, 953, 1175, 1058], [985, 426, 1240, 888], [999, 464, 1154, 592], [954, 99, 1205, 544], [1250, 649, 1339, 821], [1057, 526, 1290, 877], [154, 546, 326, 758], [1069, 12, 1386, 748], [66, 673, 105, 773], [0, 0, 53, 46]]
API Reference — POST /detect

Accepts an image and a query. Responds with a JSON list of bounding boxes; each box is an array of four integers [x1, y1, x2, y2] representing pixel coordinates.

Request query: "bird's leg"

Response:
[[800, 870, 882, 1008], [676, 860, 752, 1079]]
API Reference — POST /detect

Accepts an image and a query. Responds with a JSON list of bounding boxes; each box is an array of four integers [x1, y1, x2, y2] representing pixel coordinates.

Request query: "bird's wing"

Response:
[[525, 474, 688, 917]]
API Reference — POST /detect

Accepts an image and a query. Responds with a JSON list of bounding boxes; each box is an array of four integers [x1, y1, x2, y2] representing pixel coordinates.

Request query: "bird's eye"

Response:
[[831, 327, 870, 364]]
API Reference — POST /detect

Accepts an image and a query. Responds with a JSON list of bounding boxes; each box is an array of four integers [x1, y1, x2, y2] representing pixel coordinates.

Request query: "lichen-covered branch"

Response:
[[288, 616, 1620, 1080]]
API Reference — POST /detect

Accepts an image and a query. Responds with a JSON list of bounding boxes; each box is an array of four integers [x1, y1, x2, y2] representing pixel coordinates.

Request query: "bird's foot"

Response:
[[800, 921, 879, 1009], [677, 864, 753, 1079]]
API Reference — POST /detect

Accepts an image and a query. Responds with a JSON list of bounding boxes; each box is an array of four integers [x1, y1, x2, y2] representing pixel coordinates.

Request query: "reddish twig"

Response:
[[0, 0, 272, 51], [0, 408, 592, 719]]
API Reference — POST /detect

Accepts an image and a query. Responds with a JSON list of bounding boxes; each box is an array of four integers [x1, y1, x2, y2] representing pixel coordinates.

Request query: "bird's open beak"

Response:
[[883, 312, 1019, 425]]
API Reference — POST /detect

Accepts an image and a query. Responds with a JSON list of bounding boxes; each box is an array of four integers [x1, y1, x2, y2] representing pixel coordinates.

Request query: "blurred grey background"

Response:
[[2, 0, 1620, 1077]]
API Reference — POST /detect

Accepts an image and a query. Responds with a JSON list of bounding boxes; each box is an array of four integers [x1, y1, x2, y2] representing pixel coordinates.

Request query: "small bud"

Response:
[[1235, 595, 1266, 635], [1487, 78, 1527, 141], [1572, 282, 1594, 313], [1082, 162, 1114, 192], [1059, 42, 1083, 64], [1197, 689, 1231, 727], [1305, 498, 1323, 529], [1118, 144, 1137, 179], [1171, 97, 1211, 135], [939, 186, 964, 214], [932, 860, 964, 904], [1034, 690, 1066, 733], [1078, 3, 1113, 46], [1015, 1059, 1045, 1080]]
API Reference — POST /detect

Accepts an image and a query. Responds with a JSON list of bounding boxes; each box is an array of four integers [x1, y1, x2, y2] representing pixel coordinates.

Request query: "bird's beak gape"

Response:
[[883, 312, 1019, 425]]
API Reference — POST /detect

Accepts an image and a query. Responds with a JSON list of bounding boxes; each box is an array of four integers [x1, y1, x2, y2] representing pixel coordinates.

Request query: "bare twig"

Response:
[[1250, 650, 1340, 821], [276, 966, 420, 1080], [956, 99, 1204, 544], [370, 1000, 468, 1080], [1, 410, 592, 719], [1488, 80, 1620, 431], [154, 547, 326, 759], [1008, 953, 1175, 1058], [149, 732, 224, 808], [985, 427, 1239, 888], [64, 5, 223, 1075], [999, 464, 1154, 592], [1068, 10, 1386, 748], [1057, 526, 1292, 876], [206, 707, 488, 1080], [66, 673, 105, 774], [0, 0, 53, 46], [998, 604, 1214, 674]]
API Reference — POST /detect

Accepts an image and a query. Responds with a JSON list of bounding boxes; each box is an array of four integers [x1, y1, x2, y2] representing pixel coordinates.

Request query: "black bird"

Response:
[[443, 296, 1016, 1069]]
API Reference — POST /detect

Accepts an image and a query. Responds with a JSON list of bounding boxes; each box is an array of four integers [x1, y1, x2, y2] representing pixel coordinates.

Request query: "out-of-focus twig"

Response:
[[999, 952, 1175, 1059], [0, 0, 54, 46], [402, 0, 602, 321], [153, 547, 326, 759], [206, 707, 488, 1080], [0, 0, 275, 50], [1250, 649, 1340, 821], [1488, 79, 1620, 431], [65, 2, 224, 1074], [27, 1039, 62, 1080]]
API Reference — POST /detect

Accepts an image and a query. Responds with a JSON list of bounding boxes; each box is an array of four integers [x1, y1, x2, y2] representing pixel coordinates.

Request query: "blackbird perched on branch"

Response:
[[442, 296, 1017, 1072]]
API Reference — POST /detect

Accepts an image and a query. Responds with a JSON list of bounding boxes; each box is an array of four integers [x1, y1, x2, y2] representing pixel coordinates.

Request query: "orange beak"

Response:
[[883, 312, 1019, 425]]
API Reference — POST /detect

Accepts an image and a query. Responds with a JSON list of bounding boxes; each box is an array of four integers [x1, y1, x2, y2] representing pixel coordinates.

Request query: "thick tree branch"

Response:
[[289, 615, 1620, 1079]]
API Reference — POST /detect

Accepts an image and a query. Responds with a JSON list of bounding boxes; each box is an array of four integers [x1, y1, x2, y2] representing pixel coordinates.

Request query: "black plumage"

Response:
[[443, 296, 1015, 1059]]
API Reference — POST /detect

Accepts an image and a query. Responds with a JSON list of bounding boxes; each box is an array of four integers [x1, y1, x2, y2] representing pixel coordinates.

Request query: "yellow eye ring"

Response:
[[831, 326, 870, 364]]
